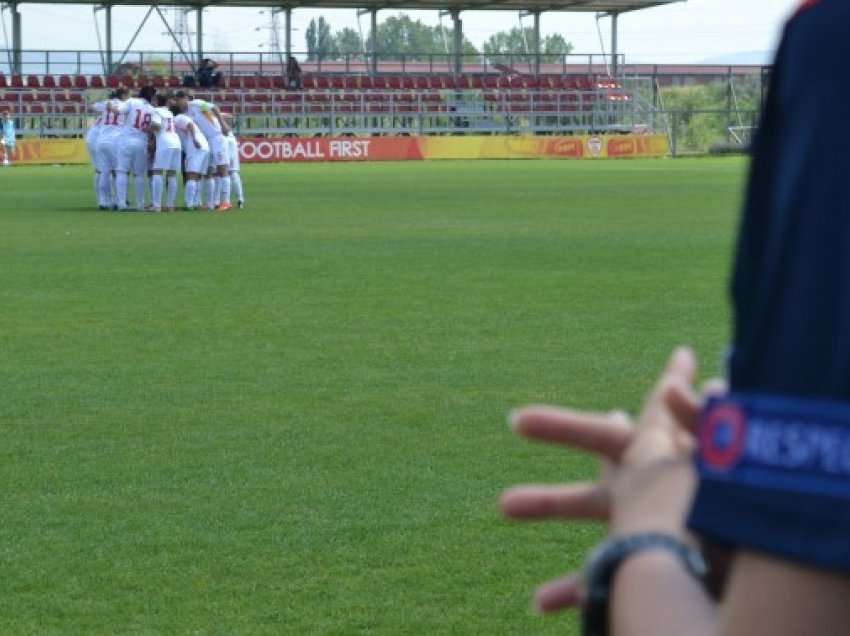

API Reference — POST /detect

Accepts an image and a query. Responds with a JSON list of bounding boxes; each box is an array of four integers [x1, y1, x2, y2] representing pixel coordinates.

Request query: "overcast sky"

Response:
[[6, 0, 800, 64]]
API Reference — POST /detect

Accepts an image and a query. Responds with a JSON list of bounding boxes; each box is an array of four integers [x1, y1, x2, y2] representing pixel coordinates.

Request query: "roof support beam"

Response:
[[610, 10, 617, 76], [8, 2, 21, 75], [284, 6, 291, 59], [103, 4, 112, 74], [196, 6, 203, 66], [113, 3, 153, 72], [451, 9, 461, 77]]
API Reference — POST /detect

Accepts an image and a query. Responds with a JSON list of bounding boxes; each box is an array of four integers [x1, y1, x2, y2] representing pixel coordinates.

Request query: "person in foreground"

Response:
[[501, 1, 850, 634]]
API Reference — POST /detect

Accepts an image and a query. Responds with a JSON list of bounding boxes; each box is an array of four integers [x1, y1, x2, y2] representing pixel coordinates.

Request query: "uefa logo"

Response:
[[699, 403, 747, 471]]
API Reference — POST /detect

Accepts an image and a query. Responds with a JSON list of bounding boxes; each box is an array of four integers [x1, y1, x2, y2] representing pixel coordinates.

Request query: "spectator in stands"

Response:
[[197, 59, 223, 88], [501, 2, 850, 635], [286, 57, 302, 90]]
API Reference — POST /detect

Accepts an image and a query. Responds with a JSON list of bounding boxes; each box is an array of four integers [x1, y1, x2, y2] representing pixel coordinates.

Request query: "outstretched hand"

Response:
[[500, 348, 723, 614]]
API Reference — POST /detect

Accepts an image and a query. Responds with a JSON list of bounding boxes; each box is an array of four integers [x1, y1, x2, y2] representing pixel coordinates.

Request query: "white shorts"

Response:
[[153, 146, 181, 172], [184, 148, 210, 175], [118, 136, 149, 175], [208, 134, 227, 167], [86, 140, 99, 169], [226, 136, 240, 172], [96, 139, 119, 173]]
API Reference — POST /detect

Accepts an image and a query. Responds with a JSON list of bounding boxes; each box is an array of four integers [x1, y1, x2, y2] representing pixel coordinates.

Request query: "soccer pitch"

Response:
[[1, 158, 744, 634]]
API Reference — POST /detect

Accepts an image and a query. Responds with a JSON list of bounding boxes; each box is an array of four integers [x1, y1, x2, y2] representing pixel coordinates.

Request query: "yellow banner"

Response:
[[418, 134, 669, 160], [13, 138, 90, 165], [8, 134, 668, 165]]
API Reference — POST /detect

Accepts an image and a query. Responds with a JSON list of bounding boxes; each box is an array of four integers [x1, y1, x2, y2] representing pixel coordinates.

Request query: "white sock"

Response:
[[134, 175, 146, 209], [151, 175, 163, 209], [185, 180, 198, 208], [231, 172, 244, 204], [218, 175, 231, 205], [206, 178, 217, 209], [166, 176, 178, 209], [116, 172, 129, 209], [99, 172, 113, 207]]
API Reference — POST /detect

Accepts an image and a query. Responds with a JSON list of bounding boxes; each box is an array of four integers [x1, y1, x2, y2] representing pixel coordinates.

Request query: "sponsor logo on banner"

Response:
[[240, 137, 423, 163], [586, 136, 603, 157], [546, 138, 584, 158], [607, 137, 638, 158]]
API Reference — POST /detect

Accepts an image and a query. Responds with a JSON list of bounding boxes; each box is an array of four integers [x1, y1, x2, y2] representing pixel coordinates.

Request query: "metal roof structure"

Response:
[[1, 0, 685, 75], [3, 0, 682, 9]]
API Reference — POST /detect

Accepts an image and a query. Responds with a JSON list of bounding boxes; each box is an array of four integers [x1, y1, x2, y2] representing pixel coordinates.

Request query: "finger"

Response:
[[641, 347, 698, 433], [535, 574, 584, 614], [663, 379, 701, 433], [500, 484, 609, 521], [510, 407, 633, 461], [666, 346, 697, 382]]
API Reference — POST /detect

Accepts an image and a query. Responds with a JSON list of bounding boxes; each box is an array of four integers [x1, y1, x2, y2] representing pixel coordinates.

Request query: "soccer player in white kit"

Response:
[[109, 86, 156, 211], [173, 101, 210, 211], [224, 129, 245, 209], [86, 101, 107, 208], [95, 88, 129, 210], [149, 94, 182, 212], [176, 91, 232, 212]]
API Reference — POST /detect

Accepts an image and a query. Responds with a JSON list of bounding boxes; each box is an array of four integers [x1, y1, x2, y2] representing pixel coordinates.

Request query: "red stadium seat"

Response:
[[60, 103, 79, 114], [105, 76, 119, 88], [301, 76, 315, 90], [89, 76, 103, 89], [120, 75, 134, 88], [387, 76, 401, 89], [58, 75, 72, 88], [29, 103, 45, 114], [10, 75, 23, 88], [152, 76, 165, 88], [272, 76, 285, 89], [372, 76, 386, 89], [257, 76, 271, 89], [315, 76, 329, 89], [344, 76, 359, 90], [427, 76, 443, 90], [137, 75, 149, 87], [359, 76, 373, 89], [26, 75, 40, 88], [402, 76, 415, 90], [226, 76, 243, 89], [42, 75, 56, 88], [0, 74, 6, 89], [414, 76, 428, 90], [242, 76, 257, 89], [537, 76, 552, 89], [330, 76, 344, 90], [167, 76, 180, 88], [444, 76, 457, 89]]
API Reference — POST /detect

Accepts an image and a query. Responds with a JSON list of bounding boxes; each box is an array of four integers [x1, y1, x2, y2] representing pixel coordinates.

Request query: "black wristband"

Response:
[[581, 533, 708, 636]]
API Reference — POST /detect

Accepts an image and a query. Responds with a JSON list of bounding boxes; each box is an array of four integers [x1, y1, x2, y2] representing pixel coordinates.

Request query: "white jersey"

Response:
[[187, 99, 223, 142], [116, 97, 154, 140], [151, 107, 181, 150], [175, 114, 209, 153], [96, 101, 124, 144], [86, 101, 106, 146]]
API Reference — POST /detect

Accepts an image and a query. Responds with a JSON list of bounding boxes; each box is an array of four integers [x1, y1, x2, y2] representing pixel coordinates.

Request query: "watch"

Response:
[[581, 533, 708, 636]]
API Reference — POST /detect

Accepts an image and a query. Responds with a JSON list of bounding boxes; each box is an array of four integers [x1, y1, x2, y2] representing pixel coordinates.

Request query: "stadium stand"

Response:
[[0, 71, 638, 137]]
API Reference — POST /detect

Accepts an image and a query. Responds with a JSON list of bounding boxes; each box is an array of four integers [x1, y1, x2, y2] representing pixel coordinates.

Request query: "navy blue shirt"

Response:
[[688, 0, 850, 572], [731, 0, 850, 400]]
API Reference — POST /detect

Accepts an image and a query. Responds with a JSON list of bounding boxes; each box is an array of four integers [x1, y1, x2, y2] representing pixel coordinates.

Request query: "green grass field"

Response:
[[0, 158, 745, 635]]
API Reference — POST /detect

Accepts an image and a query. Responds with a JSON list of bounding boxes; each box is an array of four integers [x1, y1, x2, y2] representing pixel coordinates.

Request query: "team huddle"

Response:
[[85, 87, 245, 212]]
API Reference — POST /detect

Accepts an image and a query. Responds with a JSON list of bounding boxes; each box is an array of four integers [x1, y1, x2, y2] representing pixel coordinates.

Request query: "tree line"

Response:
[[305, 15, 573, 63]]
